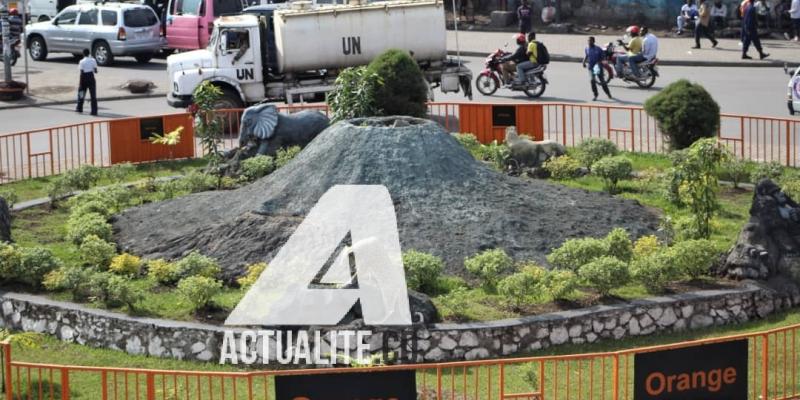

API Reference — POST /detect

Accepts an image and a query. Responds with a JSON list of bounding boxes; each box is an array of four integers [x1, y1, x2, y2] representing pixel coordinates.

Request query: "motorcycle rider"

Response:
[[500, 33, 528, 86], [615, 25, 646, 80], [641, 26, 659, 63], [515, 31, 541, 85]]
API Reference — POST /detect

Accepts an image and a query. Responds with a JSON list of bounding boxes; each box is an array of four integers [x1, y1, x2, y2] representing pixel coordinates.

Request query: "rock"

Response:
[[681, 305, 694, 318], [550, 326, 569, 345], [658, 307, 678, 326], [568, 324, 582, 337], [586, 332, 598, 343], [114, 117, 659, 282], [628, 318, 641, 335], [465, 348, 489, 360], [439, 335, 457, 351], [408, 290, 440, 324], [120, 80, 156, 94], [459, 332, 480, 347], [690, 314, 714, 329], [0, 197, 10, 243], [647, 307, 663, 321], [639, 314, 653, 329], [425, 348, 445, 362], [612, 327, 626, 339]]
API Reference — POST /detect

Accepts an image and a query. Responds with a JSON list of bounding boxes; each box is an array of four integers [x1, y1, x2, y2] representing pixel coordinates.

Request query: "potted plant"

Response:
[[0, 1, 26, 101]]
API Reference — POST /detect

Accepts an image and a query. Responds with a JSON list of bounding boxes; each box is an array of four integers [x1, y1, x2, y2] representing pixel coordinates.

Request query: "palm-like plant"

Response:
[[149, 126, 184, 160]]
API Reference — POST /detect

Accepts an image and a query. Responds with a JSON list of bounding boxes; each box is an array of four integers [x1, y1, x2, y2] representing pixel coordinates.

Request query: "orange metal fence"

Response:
[[1, 102, 799, 183], [2, 323, 799, 400]]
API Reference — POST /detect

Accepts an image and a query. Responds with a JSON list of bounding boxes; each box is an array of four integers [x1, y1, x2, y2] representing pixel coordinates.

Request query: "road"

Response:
[[0, 56, 792, 135]]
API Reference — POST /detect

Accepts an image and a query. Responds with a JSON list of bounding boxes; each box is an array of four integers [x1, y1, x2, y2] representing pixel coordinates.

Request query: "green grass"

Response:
[[0, 159, 207, 204]]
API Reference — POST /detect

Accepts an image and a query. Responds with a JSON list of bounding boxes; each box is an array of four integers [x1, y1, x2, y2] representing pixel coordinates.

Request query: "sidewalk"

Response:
[[447, 30, 796, 67]]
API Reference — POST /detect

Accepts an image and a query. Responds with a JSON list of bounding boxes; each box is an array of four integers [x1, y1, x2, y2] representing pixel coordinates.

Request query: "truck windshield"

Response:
[[175, 0, 203, 16]]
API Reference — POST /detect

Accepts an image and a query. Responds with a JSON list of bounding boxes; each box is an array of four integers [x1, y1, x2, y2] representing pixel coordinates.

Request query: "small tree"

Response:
[[673, 138, 727, 238], [593, 156, 633, 194], [191, 82, 224, 178], [149, 126, 184, 160], [644, 80, 720, 150], [366, 49, 429, 118], [576, 138, 619, 170], [327, 66, 382, 122]]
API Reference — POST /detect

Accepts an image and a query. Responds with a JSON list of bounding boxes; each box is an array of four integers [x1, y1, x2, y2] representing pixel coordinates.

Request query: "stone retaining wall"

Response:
[[1, 283, 797, 365]]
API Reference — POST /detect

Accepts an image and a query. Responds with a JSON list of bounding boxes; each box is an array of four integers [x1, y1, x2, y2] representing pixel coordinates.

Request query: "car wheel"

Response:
[[37, 15, 50, 22], [28, 36, 47, 61], [134, 54, 153, 63], [93, 41, 114, 66]]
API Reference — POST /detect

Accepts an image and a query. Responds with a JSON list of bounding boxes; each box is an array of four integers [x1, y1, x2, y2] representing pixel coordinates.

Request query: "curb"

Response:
[[448, 50, 786, 68], [0, 92, 167, 111]]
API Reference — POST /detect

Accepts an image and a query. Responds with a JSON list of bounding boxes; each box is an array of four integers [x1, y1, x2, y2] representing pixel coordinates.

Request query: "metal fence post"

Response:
[[146, 372, 156, 400], [612, 354, 620, 400], [3, 342, 12, 400], [60, 368, 70, 400], [762, 334, 769, 400], [786, 120, 791, 167]]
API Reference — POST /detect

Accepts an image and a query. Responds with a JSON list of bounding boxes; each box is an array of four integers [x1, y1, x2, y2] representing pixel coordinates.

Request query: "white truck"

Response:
[[166, 0, 472, 108]]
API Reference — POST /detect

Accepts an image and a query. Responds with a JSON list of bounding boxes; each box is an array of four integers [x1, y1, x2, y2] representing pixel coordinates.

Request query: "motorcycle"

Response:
[[600, 41, 659, 89], [475, 47, 548, 98], [0, 37, 21, 67]]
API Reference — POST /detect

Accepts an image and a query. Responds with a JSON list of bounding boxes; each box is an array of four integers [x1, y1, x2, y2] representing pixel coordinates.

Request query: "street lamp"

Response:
[[0, 0, 25, 100]]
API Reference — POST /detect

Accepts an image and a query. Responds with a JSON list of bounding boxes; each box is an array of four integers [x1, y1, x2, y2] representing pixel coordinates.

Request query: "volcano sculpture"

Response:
[[113, 117, 660, 281]]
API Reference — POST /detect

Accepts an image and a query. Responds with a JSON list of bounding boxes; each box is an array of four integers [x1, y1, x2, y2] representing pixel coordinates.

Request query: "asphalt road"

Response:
[[0, 56, 793, 135]]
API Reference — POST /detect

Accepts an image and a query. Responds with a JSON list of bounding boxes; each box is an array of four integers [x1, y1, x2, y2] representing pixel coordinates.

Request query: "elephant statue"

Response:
[[238, 103, 330, 157]]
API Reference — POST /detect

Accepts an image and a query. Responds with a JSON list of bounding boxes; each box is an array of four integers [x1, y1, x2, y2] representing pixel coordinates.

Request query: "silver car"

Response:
[[26, 3, 162, 66]]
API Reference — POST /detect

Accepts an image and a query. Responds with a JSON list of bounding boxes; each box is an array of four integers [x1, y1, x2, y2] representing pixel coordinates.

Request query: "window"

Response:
[[55, 11, 78, 25], [223, 29, 248, 50], [78, 9, 98, 25], [213, 0, 243, 16], [174, 0, 203, 16], [101, 10, 118, 26], [123, 8, 158, 27]]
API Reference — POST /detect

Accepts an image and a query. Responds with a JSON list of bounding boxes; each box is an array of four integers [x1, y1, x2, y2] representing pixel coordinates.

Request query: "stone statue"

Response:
[[721, 179, 800, 281], [0, 196, 11, 243], [237, 104, 329, 157], [504, 126, 566, 170]]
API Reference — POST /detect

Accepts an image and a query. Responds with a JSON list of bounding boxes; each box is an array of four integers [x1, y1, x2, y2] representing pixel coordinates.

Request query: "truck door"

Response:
[[217, 28, 264, 100], [165, 0, 202, 49]]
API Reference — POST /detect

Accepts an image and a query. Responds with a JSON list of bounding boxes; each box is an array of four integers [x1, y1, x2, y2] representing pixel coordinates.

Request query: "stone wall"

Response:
[[0, 283, 797, 365]]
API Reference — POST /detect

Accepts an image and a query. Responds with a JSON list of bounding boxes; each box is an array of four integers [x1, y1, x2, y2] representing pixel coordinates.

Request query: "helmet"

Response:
[[514, 33, 526, 44], [626, 25, 640, 35], [9, 8, 18, 15]]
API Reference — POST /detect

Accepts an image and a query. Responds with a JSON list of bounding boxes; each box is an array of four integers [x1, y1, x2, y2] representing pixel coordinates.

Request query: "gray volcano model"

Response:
[[113, 117, 660, 281]]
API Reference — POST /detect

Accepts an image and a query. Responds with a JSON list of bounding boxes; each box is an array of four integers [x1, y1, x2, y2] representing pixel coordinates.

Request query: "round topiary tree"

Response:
[[366, 49, 429, 118], [644, 80, 720, 150]]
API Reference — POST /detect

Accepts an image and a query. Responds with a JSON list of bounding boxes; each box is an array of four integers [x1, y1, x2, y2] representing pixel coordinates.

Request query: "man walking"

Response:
[[517, 0, 533, 34], [742, 0, 770, 58], [786, 0, 800, 40], [583, 36, 612, 101], [76, 49, 98, 116], [694, 0, 719, 48]]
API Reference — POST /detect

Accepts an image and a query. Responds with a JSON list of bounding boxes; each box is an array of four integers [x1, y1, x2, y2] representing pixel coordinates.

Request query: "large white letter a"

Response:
[[225, 185, 412, 326]]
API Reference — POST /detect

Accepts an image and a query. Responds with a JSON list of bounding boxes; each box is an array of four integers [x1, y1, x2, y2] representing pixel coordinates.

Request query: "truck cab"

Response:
[[165, 0, 246, 50]]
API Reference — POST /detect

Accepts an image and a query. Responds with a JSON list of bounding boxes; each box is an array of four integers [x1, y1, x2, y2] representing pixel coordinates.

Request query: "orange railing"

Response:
[[2, 322, 799, 400], [1, 102, 799, 183]]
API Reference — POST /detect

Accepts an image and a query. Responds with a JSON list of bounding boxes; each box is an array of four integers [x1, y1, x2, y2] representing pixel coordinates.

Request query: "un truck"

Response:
[[166, 0, 472, 108]]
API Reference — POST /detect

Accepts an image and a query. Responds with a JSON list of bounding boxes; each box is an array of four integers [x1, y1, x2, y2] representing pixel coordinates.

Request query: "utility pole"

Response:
[[1, 0, 11, 84]]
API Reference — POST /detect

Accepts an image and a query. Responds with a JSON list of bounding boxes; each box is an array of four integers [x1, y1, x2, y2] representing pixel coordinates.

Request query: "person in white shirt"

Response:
[[710, 0, 728, 30], [677, 0, 699, 34], [641, 26, 659, 62], [76, 49, 98, 116], [787, 0, 800, 40]]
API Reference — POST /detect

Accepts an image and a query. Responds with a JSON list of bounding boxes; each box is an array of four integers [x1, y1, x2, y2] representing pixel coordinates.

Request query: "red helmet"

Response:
[[9, 8, 18, 15], [626, 25, 640, 35], [513, 33, 526, 44]]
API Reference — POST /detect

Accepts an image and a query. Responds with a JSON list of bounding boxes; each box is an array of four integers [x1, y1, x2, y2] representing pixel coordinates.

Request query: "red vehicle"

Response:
[[474, 47, 547, 98], [600, 40, 659, 89]]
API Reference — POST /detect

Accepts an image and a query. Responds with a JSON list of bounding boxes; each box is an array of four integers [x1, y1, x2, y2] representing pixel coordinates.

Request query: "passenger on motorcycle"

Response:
[[641, 26, 659, 63], [515, 32, 541, 85], [500, 33, 528, 85], [615, 25, 646, 79]]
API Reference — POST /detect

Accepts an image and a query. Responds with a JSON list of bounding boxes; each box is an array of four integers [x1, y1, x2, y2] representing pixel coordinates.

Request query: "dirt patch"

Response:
[[113, 117, 661, 281]]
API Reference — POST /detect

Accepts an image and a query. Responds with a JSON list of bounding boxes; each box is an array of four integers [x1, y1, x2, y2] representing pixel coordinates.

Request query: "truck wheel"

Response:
[[28, 36, 47, 61], [212, 87, 244, 110], [135, 54, 153, 63], [93, 41, 114, 66]]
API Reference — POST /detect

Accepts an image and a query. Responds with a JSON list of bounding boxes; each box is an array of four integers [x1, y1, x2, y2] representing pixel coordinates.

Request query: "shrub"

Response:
[[13, 247, 61, 287], [633, 235, 661, 260], [66, 212, 112, 244], [177, 276, 222, 312], [79, 235, 117, 268], [543, 155, 581, 180], [669, 239, 718, 279], [781, 178, 800, 201], [578, 256, 630, 296], [478, 141, 510, 171], [672, 138, 727, 238], [750, 161, 783, 184], [327, 65, 383, 122], [109, 253, 142, 276], [43, 266, 94, 300], [576, 138, 619, 169], [592, 156, 633, 194], [237, 262, 267, 288], [147, 259, 180, 285], [604, 228, 633, 263], [105, 275, 144, 310], [68, 185, 132, 214], [434, 275, 469, 294], [464, 248, 515, 292], [366, 49, 429, 118], [721, 156, 749, 188], [240, 155, 275, 181], [673, 215, 703, 241], [402, 250, 444, 294], [542, 269, 578, 300], [180, 171, 217, 193], [276, 146, 301, 169], [644, 80, 720, 150], [173, 251, 221, 280], [155, 179, 185, 201], [631, 252, 681, 293], [452, 133, 483, 159], [105, 163, 135, 183], [0, 190, 19, 209], [435, 287, 472, 321], [0, 242, 21, 279], [60, 165, 103, 191], [70, 200, 113, 219], [546, 238, 607, 271], [636, 167, 663, 193], [497, 265, 546, 310]]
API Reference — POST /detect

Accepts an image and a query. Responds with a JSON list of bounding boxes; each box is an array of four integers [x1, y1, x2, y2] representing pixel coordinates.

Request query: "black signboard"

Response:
[[140, 117, 164, 141], [492, 105, 516, 126], [275, 370, 416, 400], [634, 339, 748, 400]]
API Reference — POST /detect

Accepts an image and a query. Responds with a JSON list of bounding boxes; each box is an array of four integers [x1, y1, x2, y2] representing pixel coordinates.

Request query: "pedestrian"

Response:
[[785, 0, 800, 40], [517, 0, 533, 34], [677, 0, 698, 34], [711, 0, 728, 30], [76, 48, 98, 116], [694, 0, 719, 48], [742, 0, 770, 58], [583, 36, 612, 101]]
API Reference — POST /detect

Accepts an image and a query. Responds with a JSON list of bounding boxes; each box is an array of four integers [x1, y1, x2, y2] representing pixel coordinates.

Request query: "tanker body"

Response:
[[166, 0, 471, 108]]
